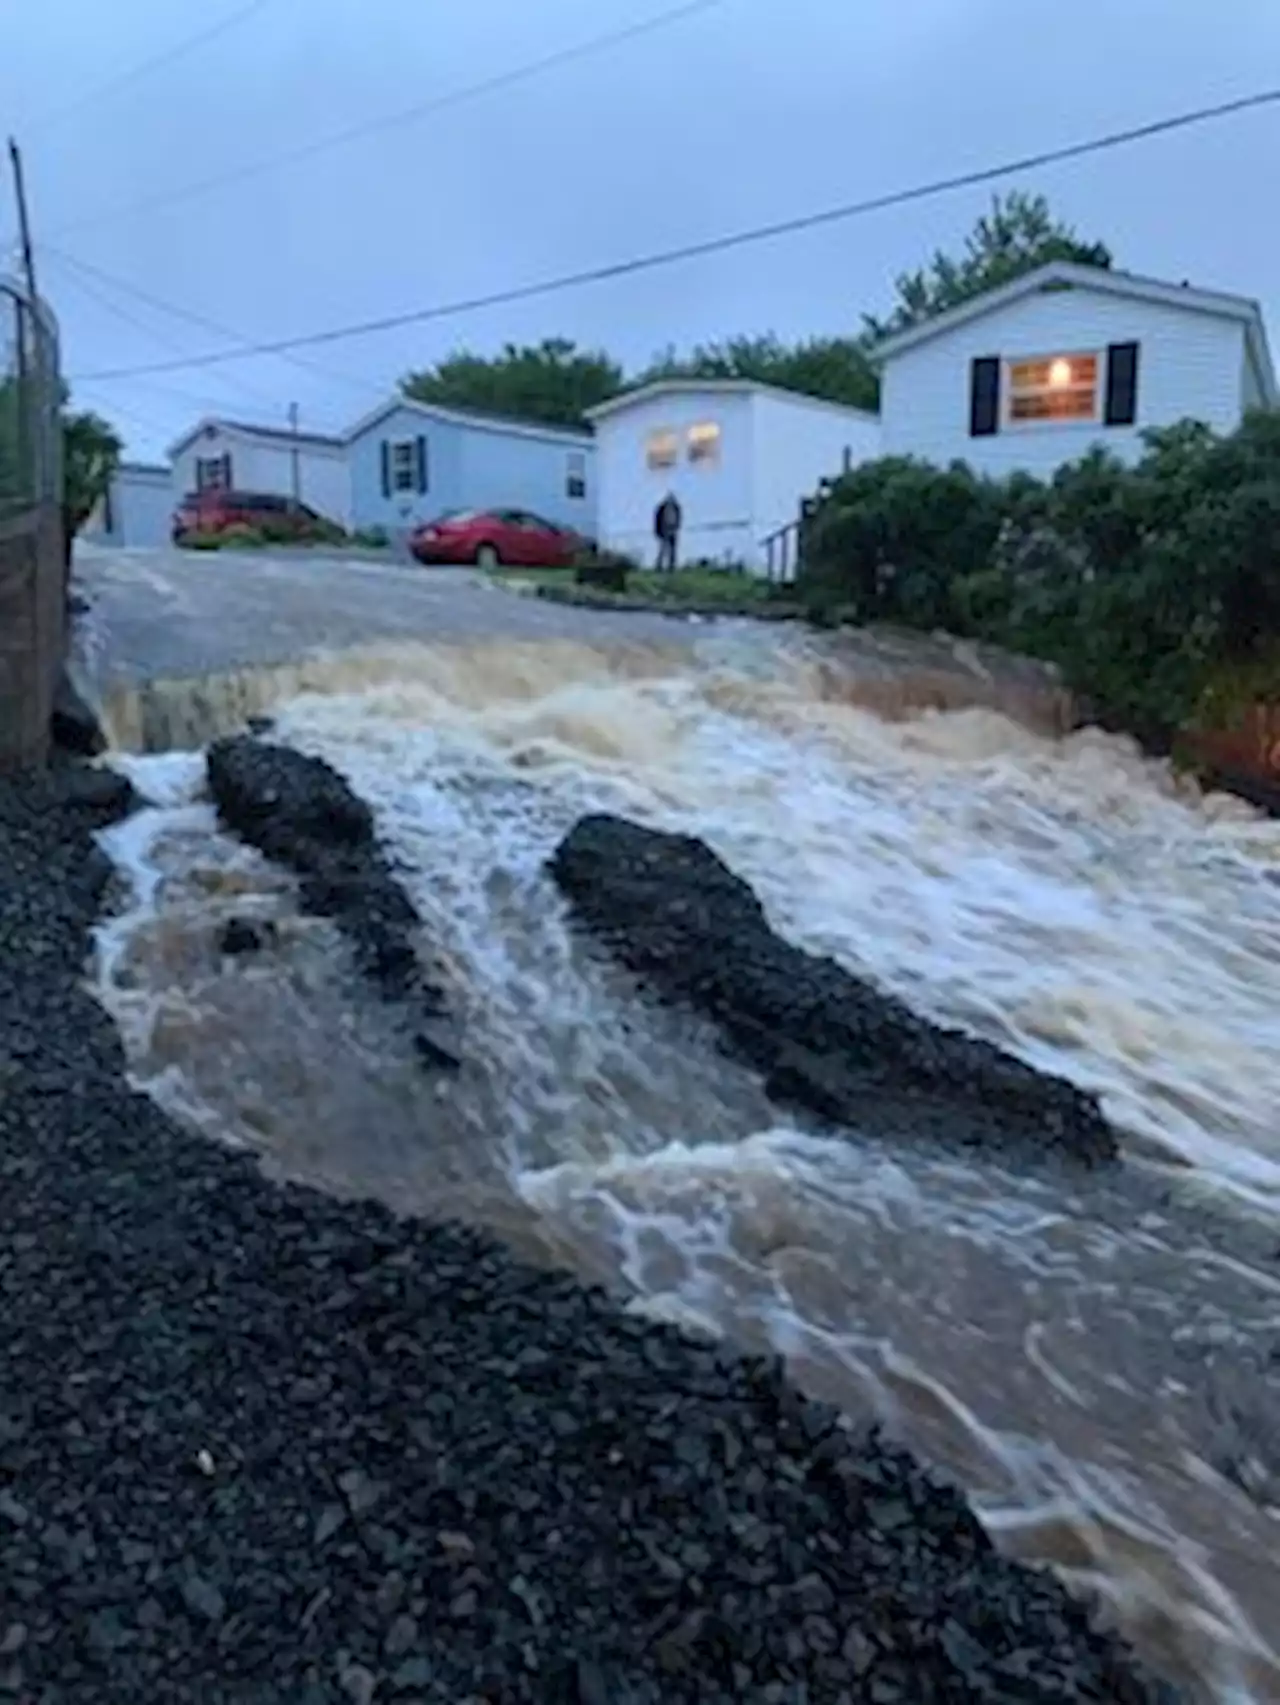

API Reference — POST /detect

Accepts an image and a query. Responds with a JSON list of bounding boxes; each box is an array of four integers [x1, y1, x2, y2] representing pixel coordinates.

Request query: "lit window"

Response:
[[566, 450, 587, 499], [1007, 352, 1098, 424], [646, 429, 678, 469], [687, 422, 721, 463]]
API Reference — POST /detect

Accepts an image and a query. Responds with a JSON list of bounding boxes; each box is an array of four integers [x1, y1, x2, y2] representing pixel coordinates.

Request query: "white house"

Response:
[[584, 379, 881, 574], [82, 461, 172, 548], [872, 261, 1277, 479], [168, 417, 352, 529]]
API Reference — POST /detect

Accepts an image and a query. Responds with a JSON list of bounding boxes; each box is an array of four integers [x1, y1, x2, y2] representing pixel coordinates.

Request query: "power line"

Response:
[[24, 0, 279, 135], [44, 242, 381, 400], [47, 0, 726, 239], [68, 85, 1280, 386], [43, 248, 282, 409], [71, 389, 175, 447]]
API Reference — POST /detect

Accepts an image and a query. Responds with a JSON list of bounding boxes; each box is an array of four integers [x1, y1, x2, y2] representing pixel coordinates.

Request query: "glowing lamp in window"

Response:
[[646, 429, 678, 469], [687, 422, 721, 463], [1008, 352, 1098, 424]]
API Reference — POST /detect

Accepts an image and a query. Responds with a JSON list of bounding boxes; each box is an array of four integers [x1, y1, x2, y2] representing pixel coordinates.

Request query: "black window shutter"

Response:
[[415, 435, 428, 493], [969, 357, 1000, 436], [222, 452, 233, 489], [379, 441, 391, 498], [1104, 342, 1139, 427]]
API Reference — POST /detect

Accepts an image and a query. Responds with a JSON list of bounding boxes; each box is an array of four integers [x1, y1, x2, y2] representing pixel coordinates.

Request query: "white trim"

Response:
[[870, 263, 1268, 361], [167, 415, 347, 460], [343, 395, 594, 447], [116, 460, 171, 482], [584, 377, 879, 425], [1002, 348, 1103, 431]]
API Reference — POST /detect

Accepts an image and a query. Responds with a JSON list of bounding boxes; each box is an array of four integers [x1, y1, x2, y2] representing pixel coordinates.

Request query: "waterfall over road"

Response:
[[77, 547, 1280, 1700]]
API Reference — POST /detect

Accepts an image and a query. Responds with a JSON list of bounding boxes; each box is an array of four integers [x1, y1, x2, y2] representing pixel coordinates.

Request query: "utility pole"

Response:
[[287, 401, 300, 504], [7, 137, 38, 303]]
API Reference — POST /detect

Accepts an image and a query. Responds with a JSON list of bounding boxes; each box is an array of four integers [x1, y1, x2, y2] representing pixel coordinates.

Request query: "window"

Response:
[[1006, 352, 1099, 425], [390, 439, 419, 492], [380, 436, 427, 497], [196, 453, 231, 491], [645, 428, 678, 469], [566, 450, 587, 499], [687, 421, 721, 464]]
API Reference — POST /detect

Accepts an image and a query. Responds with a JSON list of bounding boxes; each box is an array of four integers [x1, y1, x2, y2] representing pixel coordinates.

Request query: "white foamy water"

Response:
[[91, 637, 1280, 1702]]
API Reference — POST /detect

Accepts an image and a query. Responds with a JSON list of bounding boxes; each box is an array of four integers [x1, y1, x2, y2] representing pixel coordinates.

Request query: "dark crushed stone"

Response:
[[206, 735, 456, 1065], [0, 762, 1178, 1703], [51, 666, 109, 758], [218, 915, 277, 955], [548, 813, 1117, 1164]]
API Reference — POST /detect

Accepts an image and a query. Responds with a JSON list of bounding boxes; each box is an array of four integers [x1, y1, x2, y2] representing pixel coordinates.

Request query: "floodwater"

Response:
[[89, 627, 1280, 1702]]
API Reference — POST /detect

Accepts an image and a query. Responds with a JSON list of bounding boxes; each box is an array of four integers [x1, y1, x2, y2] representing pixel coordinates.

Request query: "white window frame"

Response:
[[389, 438, 418, 493], [1003, 350, 1101, 430], [686, 421, 721, 465], [645, 428, 678, 470], [195, 453, 230, 491], [566, 450, 587, 499]]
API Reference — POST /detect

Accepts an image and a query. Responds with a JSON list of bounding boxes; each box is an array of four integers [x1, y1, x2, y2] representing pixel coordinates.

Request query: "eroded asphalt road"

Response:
[[73, 546, 700, 688]]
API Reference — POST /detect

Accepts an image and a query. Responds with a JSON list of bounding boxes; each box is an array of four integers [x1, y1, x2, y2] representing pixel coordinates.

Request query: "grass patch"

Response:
[[634, 567, 773, 605]]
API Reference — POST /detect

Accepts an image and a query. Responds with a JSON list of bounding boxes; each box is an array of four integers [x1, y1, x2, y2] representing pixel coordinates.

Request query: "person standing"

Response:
[[654, 491, 681, 572]]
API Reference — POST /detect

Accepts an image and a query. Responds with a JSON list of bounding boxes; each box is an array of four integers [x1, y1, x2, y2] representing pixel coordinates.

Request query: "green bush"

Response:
[[352, 525, 390, 549], [802, 456, 1004, 628], [798, 410, 1280, 748], [182, 532, 222, 552], [217, 523, 268, 549]]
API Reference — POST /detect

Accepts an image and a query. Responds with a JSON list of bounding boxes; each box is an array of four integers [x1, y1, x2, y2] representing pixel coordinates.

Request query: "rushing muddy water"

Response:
[[90, 630, 1280, 1702]]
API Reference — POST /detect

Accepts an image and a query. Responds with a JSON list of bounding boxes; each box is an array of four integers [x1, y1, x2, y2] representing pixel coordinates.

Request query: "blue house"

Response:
[[345, 397, 595, 544]]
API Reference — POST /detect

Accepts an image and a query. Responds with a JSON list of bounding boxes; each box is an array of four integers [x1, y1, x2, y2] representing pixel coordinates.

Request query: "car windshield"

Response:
[[436, 509, 480, 523]]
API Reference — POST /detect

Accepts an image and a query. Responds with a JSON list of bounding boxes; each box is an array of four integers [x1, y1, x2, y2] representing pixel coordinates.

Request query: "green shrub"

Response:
[[802, 456, 1003, 628], [217, 523, 267, 549], [352, 525, 390, 549], [798, 409, 1280, 749], [182, 532, 222, 551]]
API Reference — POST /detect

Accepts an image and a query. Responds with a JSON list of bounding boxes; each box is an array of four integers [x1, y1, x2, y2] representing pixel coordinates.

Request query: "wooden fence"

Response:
[[0, 275, 63, 770]]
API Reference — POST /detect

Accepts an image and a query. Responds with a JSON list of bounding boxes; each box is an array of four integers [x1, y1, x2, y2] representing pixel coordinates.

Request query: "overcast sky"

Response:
[[2, 0, 1277, 458]]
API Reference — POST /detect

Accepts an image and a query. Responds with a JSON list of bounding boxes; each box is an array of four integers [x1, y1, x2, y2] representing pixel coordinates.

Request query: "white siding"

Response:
[[170, 426, 352, 527], [83, 464, 173, 547], [112, 466, 172, 547], [880, 287, 1252, 478], [593, 390, 754, 567], [749, 392, 880, 571]]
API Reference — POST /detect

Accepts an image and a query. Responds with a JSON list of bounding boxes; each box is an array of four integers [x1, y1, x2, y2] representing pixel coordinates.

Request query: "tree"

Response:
[[63, 406, 121, 533], [401, 337, 622, 429], [639, 333, 879, 412], [864, 191, 1113, 339]]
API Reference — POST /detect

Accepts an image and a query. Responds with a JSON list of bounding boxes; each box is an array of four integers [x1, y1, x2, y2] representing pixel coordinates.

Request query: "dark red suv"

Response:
[[172, 489, 337, 545]]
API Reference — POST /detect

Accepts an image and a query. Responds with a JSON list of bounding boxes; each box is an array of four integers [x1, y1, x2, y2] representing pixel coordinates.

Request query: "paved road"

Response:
[[72, 544, 1069, 756], [73, 545, 705, 690]]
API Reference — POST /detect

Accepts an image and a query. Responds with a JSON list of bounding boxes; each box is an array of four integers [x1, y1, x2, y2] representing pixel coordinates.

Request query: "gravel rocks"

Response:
[[549, 813, 1117, 1164], [0, 762, 1178, 1702], [206, 734, 458, 1067]]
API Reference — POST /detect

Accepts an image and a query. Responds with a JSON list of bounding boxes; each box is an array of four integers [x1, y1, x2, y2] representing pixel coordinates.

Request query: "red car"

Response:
[[172, 489, 335, 544], [408, 508, 585, 569]]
